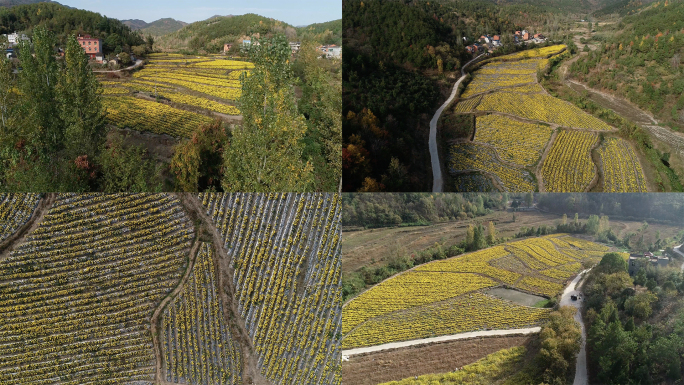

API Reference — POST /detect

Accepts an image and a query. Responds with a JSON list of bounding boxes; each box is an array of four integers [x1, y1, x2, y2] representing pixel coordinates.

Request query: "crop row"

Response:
[[448, 142, 536, 192], [198, 193, 342, 385], [476, 92, 613, 131], [189, 60, 254, 69], [161, 243, 241, 385], [474, 114, 553, 167], [103, 96, 214, 138], [542, 130, 598, 192], [343, 293, 549, 349], [0, 193, 194, 385], [598, 137, 648, 192], [454, 95, 481, 112], [0, 193, 40, 243]]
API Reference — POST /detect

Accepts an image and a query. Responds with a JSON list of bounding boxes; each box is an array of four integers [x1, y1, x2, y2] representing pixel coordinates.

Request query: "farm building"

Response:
[[628, 252, 669, 276]]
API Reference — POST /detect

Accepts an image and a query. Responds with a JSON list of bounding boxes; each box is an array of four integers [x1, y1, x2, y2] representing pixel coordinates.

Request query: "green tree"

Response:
[[598, 252, 628, 274], [98, 134, 162, 192], [538, 306, 582, 384], [146, 35, 155, 52], [222, 34, 313, 191], [118, 52, 131, 66], [486, 221, 497, 245], [525, 192, 533, 207], [18, 26, 61, 154], [58, 35, 106, 161]]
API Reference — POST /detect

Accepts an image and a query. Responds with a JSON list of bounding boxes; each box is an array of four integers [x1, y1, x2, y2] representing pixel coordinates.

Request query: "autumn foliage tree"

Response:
[[171, 120, 227, 191]]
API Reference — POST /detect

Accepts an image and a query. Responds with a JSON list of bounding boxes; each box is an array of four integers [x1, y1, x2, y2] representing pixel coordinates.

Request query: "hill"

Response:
[[121, 18, 148, 30], [0, 0, 59, 7], [153, 13, 294, 52], [0, 2, 143, 50], [139, 18, 187, 36], [296, 19, 341, 45]]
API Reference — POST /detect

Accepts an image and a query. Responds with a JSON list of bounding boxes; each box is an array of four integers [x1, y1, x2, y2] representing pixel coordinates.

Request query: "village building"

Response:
[[289, 41, 301, 54], [318, 44, 341, 58], [628, 252, 670, 276], [77, 34, 102, 60]]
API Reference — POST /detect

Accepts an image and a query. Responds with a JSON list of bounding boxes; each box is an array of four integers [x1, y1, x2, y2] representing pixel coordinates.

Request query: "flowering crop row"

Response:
[[448, 143, 536, 192], [415, 246, 520, 285], [158, 92, 241, 115], [103, 96, 214, 138], [474, 114, 553, 167], [454, 95, 481, 112], [161, 243, 241, 385], [598, 137, 648, 192], [0, 193, 40, 243], [189, 60, 255, 69], [343, 293, 549, 349], [0, 193, 194, 385], [542, 130, 599, 192], [198, 193, 342, 385], [476, 92, 613, 131]]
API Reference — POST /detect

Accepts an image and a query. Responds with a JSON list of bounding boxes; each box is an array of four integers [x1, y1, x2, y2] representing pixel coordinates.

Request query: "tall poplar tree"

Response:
[[222, 34, 313, 192]]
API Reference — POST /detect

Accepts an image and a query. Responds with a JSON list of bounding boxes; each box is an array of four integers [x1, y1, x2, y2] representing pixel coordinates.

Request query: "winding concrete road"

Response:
[[92, 59, 143, 73], [430, 53, 485, 192], [342, 327, 540, 357], [559, 269, 590, 385]]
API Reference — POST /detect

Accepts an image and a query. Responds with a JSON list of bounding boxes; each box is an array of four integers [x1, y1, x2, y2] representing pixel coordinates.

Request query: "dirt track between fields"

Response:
[[0, 193, 56, 261], [149, 210, 200, 385], [179, 193, 272, 385]]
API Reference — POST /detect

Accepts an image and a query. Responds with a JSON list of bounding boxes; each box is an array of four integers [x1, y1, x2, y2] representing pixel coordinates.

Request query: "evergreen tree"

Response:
[[222, 34, 313, 191], [466, 224, 475, 248]]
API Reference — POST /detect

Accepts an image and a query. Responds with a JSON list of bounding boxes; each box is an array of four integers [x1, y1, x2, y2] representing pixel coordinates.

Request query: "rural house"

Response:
[[77, 35, 102, 60], [628, 252, 669, 276]]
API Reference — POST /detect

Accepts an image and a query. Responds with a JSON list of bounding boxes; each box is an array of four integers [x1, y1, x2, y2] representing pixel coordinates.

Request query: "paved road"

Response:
[[430, 53, 485, 192], [342, 327, 541, 357], [559, 269, 590, 385]]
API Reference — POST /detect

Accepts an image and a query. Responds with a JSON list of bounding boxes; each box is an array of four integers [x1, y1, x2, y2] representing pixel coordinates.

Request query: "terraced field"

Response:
[[98, 53, 250, 138], [0, 193, 342, 385], [342, 234, 607, 349], [447, 44, 649, 192]]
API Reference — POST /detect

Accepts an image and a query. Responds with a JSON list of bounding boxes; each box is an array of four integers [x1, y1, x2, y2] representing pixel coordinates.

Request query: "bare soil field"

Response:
[[343, 210, 682, 274], [342, 335, 535, 385]]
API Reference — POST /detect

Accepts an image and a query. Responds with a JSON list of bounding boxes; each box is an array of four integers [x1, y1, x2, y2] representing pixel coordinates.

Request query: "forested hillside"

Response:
[[0, 0, 60, 7], [343, 0, 527, 192], [570, 0, 684, 130], [0, 2, 143, 50], [296, 19, 341, 45], [139, 18, 187, 36], [154, 14, 294, 52]]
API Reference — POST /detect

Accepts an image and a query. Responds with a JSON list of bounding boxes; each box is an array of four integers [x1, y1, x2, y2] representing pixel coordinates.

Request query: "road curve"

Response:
[[342, 327, 540, 357], [430, 54, 485, 192], [559, 269, 590, 385]]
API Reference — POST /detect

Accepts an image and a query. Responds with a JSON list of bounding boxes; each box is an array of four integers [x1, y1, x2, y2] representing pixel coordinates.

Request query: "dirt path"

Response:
[[0, 193, 56, 261], [430, 53, 486, 192], [93, 59, 144, 73], [149, 219, 201, 385], [559, 269, 591, 385], [178, 193, 271, 385], [342, 327, 541, 357]]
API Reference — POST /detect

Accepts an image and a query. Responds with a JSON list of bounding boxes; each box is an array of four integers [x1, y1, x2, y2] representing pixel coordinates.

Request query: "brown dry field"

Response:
[[342, 335, 535, 385], [343, 210, 682, 274]]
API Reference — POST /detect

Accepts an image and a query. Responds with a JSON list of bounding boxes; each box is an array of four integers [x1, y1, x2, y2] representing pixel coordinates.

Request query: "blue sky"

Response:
[[58, 0, 341, 26]]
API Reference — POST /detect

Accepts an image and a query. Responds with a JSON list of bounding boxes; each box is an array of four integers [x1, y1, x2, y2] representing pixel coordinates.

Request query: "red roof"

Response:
[[493, 35, 500, 40]]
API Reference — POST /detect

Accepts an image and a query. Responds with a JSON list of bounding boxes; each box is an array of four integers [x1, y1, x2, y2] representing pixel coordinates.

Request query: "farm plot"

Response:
[[0, 193, 195, 385], [342, 293, 549, 349], [103, 96, 214, 138], [451, 173, 495, 191], [448, 142, 536, 191], [598, 137, 648, 192], [476, 92, 613, 131], [454, 95, 482, 112], [474, 115, 554, 167], [198, 193, 342, 385], [542, 130, 599, 192], [161, 243, 241, 385], [0, 193, 40, 243], [461, 72, 537, 98], [341, 234, 608, 349], [99, 54, 248, 137]]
